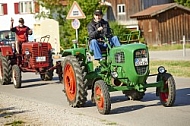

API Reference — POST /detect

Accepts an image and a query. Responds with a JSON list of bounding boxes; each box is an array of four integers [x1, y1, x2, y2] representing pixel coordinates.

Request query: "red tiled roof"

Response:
[[131, 3, 190, 18]]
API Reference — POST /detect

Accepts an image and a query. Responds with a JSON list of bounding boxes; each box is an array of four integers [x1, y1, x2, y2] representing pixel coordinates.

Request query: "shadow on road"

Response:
[[21, 83, 49, 88], [110, 104, 157, 114], [20, 76, 61, 88], [22, 78, 42, 83], [175, 88, 190, 106], [0, 107, 28, 118], [83, 88, 190, 114]]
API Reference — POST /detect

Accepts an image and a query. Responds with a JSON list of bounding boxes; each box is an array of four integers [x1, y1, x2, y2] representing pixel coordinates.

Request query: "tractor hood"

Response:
[[109, 43, 149, 84]]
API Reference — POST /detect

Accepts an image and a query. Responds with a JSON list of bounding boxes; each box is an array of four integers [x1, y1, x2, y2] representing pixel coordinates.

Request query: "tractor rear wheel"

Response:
[[40, 74, 45, 80], [12, 65, 21, 88], [94, 80, 111, 114], [62, 55, 87, 107], [157, 73, 176, 107], [0, 53, 11, 85]]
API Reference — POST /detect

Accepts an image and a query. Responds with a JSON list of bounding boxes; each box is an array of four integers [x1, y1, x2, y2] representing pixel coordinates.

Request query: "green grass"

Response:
[[148, 44, 190, 51], [105, 122, 117, 125], [150, 60, 190, 77], [5, 120, 25, 126]]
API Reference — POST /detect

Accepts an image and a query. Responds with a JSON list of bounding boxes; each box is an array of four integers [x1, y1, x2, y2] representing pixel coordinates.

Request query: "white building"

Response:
[[0, 0, 60, 53], [0, 0, 41, 31]]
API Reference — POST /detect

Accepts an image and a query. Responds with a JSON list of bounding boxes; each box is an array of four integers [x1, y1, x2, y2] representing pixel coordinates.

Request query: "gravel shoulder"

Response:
[[0, 92, 115, 126]]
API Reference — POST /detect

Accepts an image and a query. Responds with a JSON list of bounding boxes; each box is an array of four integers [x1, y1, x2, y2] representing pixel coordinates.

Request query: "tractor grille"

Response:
[[134, 49, 148, 75], [135, 66, 148, 75], [115, 52, 125, 63], [31, 43, 49, 64]]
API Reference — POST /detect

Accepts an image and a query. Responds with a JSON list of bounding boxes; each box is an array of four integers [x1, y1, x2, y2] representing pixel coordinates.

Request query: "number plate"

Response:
[[36, 56, 46, 62], [135, 58, 148, 66]]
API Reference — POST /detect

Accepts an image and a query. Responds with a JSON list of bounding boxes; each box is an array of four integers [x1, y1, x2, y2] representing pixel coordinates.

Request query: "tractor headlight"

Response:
[[158, 66, 166, 74], [111, 71, 118, 78], [25, 50, 30, 55]]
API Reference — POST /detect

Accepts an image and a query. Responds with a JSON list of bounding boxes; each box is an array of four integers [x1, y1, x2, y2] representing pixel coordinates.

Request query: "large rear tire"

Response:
[[0, 52, 11, 85], [94, 80, 111, 114], [12, 65, 21, 88], [157, 73, 176, 107], [62, 55, 87, 107]]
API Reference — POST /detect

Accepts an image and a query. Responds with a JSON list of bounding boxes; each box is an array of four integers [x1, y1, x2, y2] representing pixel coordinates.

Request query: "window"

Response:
[[19, 1, 33, 13], [0, 3, 8, 15], [117, 4, 126, 21], [117, 4, 125, 15], [14, 1, 39, 14]]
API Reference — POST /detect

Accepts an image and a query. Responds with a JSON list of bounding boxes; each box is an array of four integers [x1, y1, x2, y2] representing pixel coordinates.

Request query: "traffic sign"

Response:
[[71, 19, 80, 29], [66, 1, 86, 19]]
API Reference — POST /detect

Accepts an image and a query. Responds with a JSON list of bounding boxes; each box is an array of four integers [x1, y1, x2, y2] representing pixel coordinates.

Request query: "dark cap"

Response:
[[94, 9, 103, 15], [19, 18, 24, 24]]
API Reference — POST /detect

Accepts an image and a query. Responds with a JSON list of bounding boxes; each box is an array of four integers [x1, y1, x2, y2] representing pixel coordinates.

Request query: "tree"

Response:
[[174, 0, 190, 8], [36, 0, 103, 49]]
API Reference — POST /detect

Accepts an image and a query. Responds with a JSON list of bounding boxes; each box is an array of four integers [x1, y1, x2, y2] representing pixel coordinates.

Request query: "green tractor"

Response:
[[60, 37, 176, 115]]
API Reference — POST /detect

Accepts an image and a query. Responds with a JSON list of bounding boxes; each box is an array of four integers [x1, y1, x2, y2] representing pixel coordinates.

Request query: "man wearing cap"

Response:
[[10, 17, 32, 54], [87, 9, 121, 61]]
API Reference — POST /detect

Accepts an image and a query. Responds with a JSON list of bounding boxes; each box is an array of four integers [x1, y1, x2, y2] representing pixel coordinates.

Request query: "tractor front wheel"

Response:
[[12, 65, 21, 88], [62, 55, 87, 107], [94, 80, 111, 114], [157, 73, 176, 107]]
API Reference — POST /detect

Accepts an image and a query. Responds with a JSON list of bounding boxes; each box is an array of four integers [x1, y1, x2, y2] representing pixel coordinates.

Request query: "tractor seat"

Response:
[[97, 40, 107, 54], [85, 37, 108, 57]]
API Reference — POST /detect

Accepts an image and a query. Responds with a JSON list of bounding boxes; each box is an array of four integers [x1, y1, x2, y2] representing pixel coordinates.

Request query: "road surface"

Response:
[[0, 72, 189, 126]]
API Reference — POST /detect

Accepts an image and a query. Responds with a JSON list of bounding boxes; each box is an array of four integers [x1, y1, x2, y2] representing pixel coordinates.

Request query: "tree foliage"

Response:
[[174, 0, 190, 8], [36, 0, 105, 49]]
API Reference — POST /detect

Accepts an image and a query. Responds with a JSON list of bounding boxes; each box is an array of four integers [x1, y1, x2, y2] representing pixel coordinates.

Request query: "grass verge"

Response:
[[150, 60, 190, 78], [5, 120, 25, 126]]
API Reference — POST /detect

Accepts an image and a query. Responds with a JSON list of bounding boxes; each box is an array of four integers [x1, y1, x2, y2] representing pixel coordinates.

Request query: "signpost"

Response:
[[66, 1, 86, 42], [71, 19, 80, 41]]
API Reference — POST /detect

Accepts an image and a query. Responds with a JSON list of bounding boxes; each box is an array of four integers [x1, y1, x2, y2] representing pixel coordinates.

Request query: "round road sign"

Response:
[[71, 19, 80, 29]]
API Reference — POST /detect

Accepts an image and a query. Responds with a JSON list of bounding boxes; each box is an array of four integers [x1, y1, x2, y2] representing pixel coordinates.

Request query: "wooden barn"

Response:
[[103, 0, 174, 28], [130, 3, 190, 45]]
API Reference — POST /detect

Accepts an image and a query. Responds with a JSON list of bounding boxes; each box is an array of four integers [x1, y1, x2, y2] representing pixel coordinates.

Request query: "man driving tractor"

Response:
[[10, 17, 32, 54], [87, 9, 121, 61]]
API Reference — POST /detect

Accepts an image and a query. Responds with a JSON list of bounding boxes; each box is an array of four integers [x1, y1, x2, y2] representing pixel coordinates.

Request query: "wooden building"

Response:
[[103, 0, 174, 28], [130, 3, 190, 45]]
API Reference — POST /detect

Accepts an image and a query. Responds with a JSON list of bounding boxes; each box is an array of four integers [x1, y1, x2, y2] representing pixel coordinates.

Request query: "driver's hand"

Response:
[[97, 26, 103, 31], [11, 17, 14, 23], [28, 30, 33, 35]]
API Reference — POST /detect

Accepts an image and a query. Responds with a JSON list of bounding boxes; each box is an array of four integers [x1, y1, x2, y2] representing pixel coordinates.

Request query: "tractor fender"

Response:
[[0, 46, 13, 56], [47, 43, 52, 50]]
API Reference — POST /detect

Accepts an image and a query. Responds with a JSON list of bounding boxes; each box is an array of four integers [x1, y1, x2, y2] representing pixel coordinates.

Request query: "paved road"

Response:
[[149, 49, 190, 61], [1, 50, 190, 126], [0, 72, 189, 126]]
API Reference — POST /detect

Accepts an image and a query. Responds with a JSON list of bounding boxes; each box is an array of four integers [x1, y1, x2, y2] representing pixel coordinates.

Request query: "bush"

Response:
[[109, 21, 130, 41]]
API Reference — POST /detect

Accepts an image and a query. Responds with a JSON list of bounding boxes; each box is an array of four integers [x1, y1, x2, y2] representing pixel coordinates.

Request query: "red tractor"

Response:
[[0, 33, 55, 88]]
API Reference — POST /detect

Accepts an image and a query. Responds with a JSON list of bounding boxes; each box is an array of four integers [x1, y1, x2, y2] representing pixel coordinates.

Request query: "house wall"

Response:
[[0, 0, 38, 31], [33, 19, 60, 54], [106, 0, 174, 26], [138, 18, 160, 45], [157, 8, 190, 44], [137, 8, 190, 45], [0, 0, 61, 53]]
